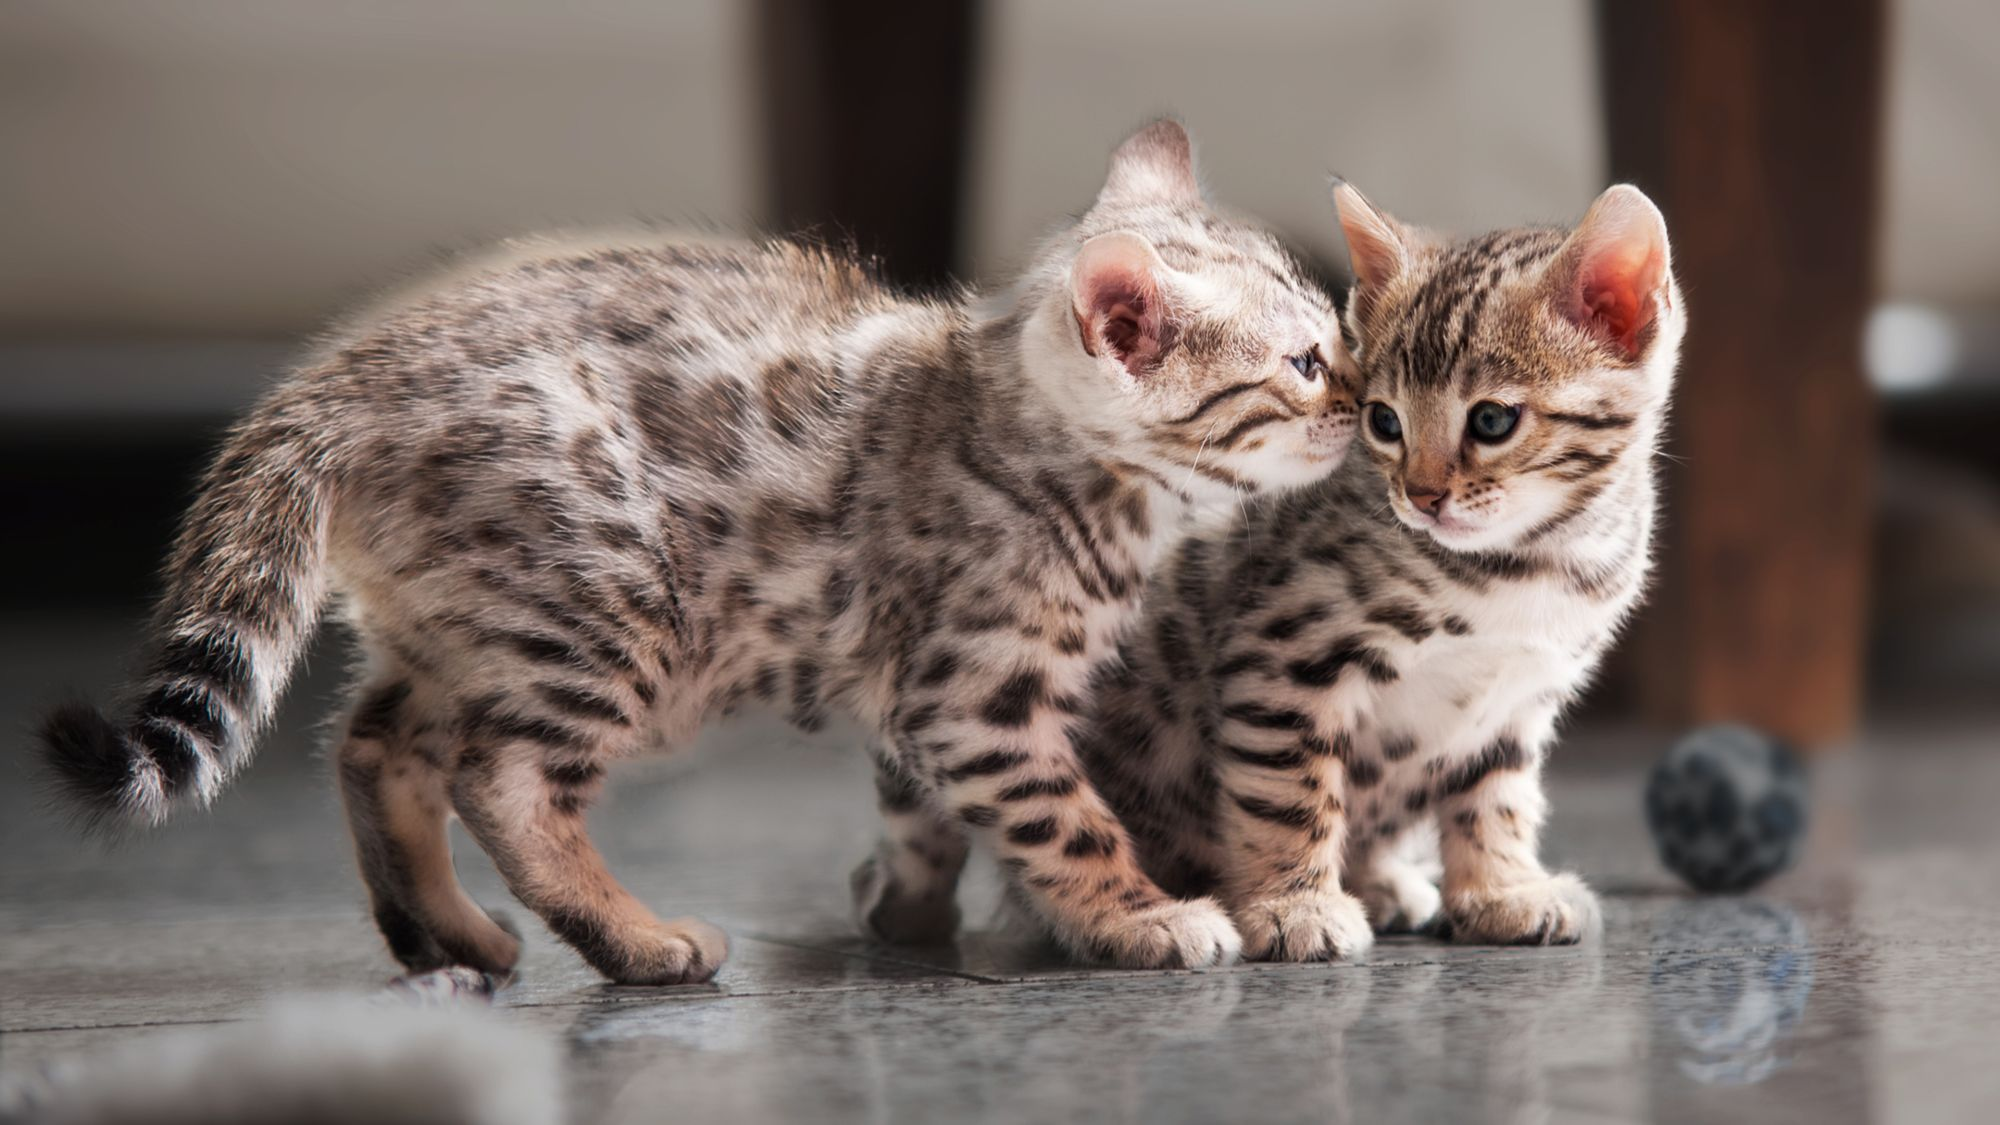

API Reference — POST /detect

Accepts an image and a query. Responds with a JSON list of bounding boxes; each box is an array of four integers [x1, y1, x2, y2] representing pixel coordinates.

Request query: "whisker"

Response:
[[1182, 418, 1222, 494]]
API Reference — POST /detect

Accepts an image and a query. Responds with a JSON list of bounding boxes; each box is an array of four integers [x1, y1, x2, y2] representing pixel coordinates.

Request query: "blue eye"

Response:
[[1468, 401, 1521, 443], [1287, 352, 1320, 381], [1367, 402, 1402, 441]]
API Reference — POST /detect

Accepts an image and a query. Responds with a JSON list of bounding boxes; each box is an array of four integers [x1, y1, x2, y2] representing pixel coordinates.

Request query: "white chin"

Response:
[[1429, 525, 1485, 547], [1412, 516, 1506, 551]]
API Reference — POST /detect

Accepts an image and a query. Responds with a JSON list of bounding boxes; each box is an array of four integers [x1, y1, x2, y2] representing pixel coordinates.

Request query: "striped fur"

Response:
[[1068, 184, 1686, 960], [42, 413, 334, 828], [37, 122, 1353, 982]]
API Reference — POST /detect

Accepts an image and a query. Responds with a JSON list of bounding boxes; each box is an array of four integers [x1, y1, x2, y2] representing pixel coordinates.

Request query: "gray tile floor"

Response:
[[4, 615, 1998, 1123]]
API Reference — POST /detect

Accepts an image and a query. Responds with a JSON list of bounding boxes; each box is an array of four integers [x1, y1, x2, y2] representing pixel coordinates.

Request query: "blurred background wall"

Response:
[[8, 1, 1999, 337], [3, 0, 1996, 732]]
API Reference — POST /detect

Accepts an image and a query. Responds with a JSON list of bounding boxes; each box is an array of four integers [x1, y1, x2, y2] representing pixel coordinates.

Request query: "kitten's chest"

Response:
[[1358, 585, 1614, 775], [1365, 634, 1567, 754]]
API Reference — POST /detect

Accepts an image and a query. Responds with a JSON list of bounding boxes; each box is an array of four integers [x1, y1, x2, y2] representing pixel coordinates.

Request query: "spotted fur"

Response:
[[1066, 184, 1686, 960], [36, 122, 1352, 981]]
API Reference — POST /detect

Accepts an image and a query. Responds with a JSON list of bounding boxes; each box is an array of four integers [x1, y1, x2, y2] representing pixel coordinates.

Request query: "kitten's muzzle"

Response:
[[1399, 490, 1481, 541], [1301, 412, 1356, 458], [1405, 486, 1448, 516]]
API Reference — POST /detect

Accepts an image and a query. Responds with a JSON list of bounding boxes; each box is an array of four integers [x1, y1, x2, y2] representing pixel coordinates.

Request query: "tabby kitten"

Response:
[[40, 121, 1353, 983], [1073, 182, 1684, 960]]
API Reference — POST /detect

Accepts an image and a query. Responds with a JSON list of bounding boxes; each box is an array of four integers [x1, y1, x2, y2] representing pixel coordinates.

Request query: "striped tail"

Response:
[[40, 407, 335, 828]]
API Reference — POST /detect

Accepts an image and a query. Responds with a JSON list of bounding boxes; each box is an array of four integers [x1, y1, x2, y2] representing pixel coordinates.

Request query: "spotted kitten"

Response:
[[39, 122, 1352, 982], [1076, 183, 1684, 960]]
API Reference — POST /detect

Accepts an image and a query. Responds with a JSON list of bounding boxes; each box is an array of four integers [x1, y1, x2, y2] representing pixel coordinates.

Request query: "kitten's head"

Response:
[[1018, 121, 1357, 501], [1333, 182, 1684, 552]]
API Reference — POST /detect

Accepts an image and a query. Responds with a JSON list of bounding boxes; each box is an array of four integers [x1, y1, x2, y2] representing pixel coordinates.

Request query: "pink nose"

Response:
[[1405, 488, 1447, 515]]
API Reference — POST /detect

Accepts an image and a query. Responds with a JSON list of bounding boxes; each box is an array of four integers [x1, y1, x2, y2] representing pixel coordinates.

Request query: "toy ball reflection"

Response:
[[1647, 899, 1814, 1086]]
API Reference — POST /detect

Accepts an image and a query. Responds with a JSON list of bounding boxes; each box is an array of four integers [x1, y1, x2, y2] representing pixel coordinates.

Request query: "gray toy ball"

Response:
[[1645, 724, 1808, 892]]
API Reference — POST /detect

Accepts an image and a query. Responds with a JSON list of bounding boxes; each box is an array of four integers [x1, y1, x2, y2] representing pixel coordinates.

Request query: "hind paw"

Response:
[[1354, 865, 1443, 934], [851, 853, 962, 945]]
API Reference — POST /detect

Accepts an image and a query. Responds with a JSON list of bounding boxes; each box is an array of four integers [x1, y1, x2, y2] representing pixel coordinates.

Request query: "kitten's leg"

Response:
[[335, 677, 522, 975], [448, 742, 727, 985], [851, 752, 968, 945], [922, 673, 1240, 969], [1081, 677, 1228, 898], [1206, 694, 1372, 961], [1435, 715, 1600, 945], [1348, 823, 1443, 934]]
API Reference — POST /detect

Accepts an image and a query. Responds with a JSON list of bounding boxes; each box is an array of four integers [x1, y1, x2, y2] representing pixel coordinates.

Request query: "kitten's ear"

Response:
[[1548, 184, 1673, 360], [1096, 120, 1201, 208], [1071, 231, 1173, 378], [1333, 182, 1409, 291]]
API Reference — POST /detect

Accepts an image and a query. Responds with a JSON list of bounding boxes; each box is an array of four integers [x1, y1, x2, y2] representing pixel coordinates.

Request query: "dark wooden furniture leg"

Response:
[[754, 0, 981, 289], [1596, 1, 1887, 745]]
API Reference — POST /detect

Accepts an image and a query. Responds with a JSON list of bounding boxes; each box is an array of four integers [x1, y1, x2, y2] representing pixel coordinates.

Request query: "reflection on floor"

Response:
[[3, 618, 1996, 1123]]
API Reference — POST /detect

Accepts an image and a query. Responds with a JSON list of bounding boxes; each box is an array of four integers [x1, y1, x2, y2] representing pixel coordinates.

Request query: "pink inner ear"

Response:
[[1580, 267, 1643, 352], [1559, 188, 1670, 361], [1100, 298, 1147, 357], [1572, 241, 1665, 359], [1079, 272, 1166, 376]]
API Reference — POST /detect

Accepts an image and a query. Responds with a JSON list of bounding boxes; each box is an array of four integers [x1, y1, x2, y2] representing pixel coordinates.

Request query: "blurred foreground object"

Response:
[[0, 991, 556, 1125], [1645, 725, 1808, 893]]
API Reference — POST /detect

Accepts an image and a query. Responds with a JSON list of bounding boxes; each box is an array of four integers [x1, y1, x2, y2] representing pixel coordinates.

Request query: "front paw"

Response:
[[850, 853, 962, 946], [1446, 873, 1601, 945], [1078, 897, 1243, 969], [1233, 891, 1374, 962]]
